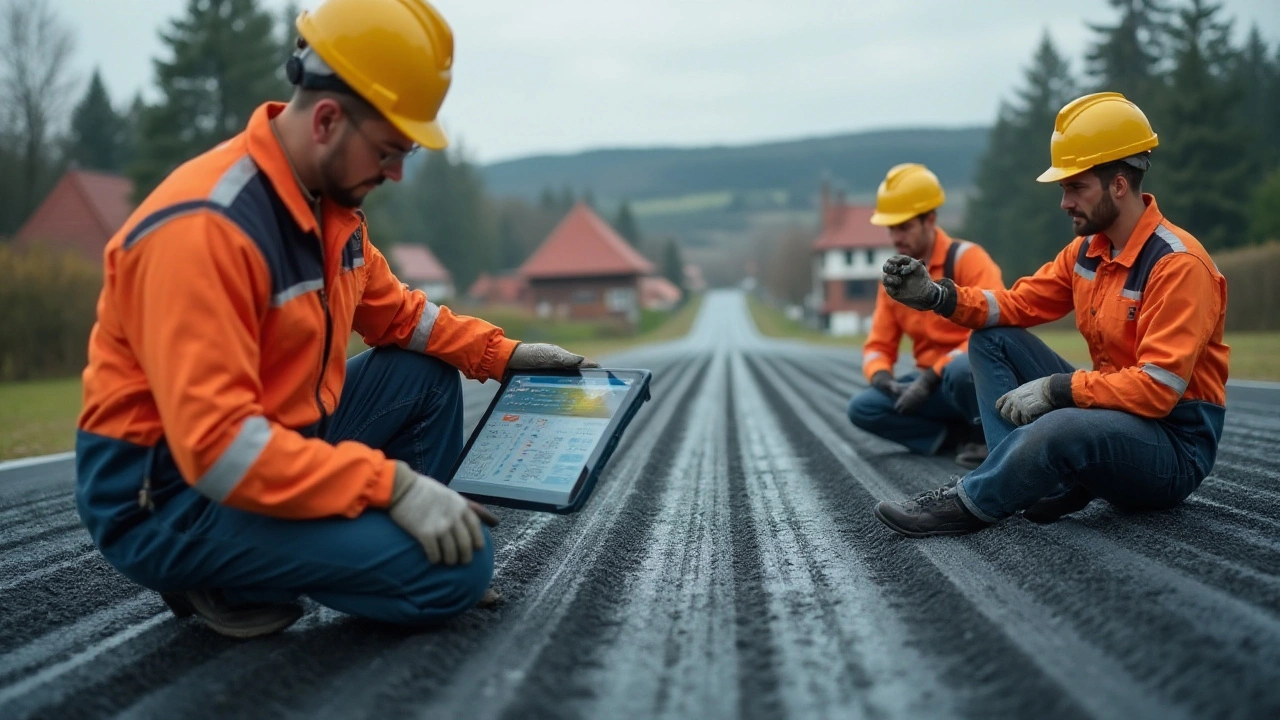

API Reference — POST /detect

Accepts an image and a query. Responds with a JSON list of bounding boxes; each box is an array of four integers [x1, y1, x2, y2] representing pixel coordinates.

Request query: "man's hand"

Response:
[[870, 370, 905, 400], [388, 461, 493, 565], [508, 342, 600, 370], [882, 255, 942, 311], [894, 369, 940, 415], [996, 377, 1055, 426]]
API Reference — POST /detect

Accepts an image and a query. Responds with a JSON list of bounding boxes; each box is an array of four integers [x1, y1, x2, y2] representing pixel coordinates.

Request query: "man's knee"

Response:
[[398, 528, 495, 625], [967, 327, 1021, 362], [847, 388, 890, 430], [369, 346, 462, 400], [941, 355, 974, 396]]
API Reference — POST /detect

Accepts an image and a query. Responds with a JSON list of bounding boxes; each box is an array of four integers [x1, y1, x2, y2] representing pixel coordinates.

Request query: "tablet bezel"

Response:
[[445, 367, 653, 514]]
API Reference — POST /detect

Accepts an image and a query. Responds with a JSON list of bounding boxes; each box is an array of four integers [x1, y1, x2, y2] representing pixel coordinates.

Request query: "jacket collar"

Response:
[[1085, 194, 1164, 268]]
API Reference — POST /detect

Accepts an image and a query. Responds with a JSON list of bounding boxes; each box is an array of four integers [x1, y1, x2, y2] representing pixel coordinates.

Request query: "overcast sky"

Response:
[[59, 0, 1278, 164]]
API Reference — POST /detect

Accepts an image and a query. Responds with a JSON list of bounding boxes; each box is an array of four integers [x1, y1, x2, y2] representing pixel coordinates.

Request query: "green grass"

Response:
[[570, 294, 704, 360], [747, 295, 866, 347], [1031, 328, 1280, 381], [0, 376, 82, 461]]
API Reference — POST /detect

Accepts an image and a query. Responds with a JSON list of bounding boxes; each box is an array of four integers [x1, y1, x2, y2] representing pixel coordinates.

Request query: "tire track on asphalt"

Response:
[[750, 351, 1184, 720], [574, 349, 738, 720], [729, 351, 958, 720]]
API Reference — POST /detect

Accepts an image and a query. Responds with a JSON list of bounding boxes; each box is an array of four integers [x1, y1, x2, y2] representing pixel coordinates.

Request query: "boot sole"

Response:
[[873, 504, 981, 538]]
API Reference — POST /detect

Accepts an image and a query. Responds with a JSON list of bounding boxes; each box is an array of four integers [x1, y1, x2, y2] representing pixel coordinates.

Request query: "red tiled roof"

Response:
[[640, 275, 683, 308], [518, 202, 655, 280], [388, 243, 452, 283], [15, 169, 135, 262], [467, 271, 529, 304], [812, 205, 891, 251]]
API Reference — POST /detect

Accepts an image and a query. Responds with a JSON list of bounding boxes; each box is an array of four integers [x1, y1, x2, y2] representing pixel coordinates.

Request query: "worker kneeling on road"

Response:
[[872, 92, 1229, 537], [847, 164, 1005, 470], [74, 0, 592, 638]]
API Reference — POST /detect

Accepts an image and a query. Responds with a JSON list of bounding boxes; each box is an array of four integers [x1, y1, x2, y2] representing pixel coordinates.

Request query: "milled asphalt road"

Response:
[[2, 289, 1278, 719]]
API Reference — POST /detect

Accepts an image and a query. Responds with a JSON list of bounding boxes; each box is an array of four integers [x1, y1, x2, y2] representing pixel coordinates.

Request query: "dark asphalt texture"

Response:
[[2, 290, 1278, 719]]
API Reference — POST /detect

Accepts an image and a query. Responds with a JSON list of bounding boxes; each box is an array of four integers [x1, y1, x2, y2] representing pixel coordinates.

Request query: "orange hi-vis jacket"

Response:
[[947, 194, 1229, 420], [76, 102, 518, 539], [863, 228, 1004, 382]]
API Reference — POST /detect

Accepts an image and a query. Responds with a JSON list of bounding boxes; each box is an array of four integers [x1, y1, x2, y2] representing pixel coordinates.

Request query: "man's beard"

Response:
[[319, 153, 384, 209], [1071, 192, 1120, 236]]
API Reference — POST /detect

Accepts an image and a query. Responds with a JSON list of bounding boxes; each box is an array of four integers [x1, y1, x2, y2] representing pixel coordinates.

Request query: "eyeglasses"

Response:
[[339, 101, 420, 169]]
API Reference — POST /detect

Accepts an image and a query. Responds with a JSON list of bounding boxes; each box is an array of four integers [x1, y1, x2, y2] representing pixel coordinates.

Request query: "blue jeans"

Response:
[[847, 354, 982, 456], [79, 347, 493, 626], [955, 327, 1222, 522]]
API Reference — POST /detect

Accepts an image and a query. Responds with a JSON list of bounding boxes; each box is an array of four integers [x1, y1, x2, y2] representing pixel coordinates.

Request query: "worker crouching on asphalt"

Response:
[[74, 0, 593, 638], [847, 164, 1005, 469], [872, 92, 1230, 537]]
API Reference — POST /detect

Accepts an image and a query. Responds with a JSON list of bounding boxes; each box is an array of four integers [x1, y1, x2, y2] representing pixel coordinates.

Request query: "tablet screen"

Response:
[[450, 373, 637, 504]]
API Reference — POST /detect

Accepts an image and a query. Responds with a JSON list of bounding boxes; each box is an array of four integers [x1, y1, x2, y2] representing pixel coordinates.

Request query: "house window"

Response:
[[572, 290, 597, 304], [844, 280, 874, 299], [866, 249, 875, 265], [606, 287, 636, 312], [844, 250, 854, 266]]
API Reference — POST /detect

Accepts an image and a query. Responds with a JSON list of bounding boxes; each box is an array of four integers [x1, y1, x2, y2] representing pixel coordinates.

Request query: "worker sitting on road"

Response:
[[872, 92, 1229, 537], [847, 164, 1005, 470], [74, 0, 592, 638]]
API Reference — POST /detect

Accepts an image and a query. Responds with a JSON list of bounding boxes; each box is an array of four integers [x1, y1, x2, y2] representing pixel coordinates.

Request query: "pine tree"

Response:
[[661, 237, 686, 297], [1235, 26, 1279, 177], [964, 31, 1079, 277], [130, 0, 288, 199], [68, 69, 126, 173], [1084, 0, 1171, 116], [407, 148, 497, 292], [1249, 164, 1280, 244], [1158, 0, 1252, 250], [613, 199, 642, 247]]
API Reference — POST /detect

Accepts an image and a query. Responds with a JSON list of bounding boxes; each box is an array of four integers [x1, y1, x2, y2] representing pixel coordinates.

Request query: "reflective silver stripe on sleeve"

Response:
[[947, 348, 963, 357], [1120, 289, 1143, 301], [1153, 225, 1186, 253], [209, 155, 259, 207], [1142, 363, 1188, 396], [272, 279, 326, 307], [863, 351, 885, 363], [1074, 263, 1096, 281], [982, 290, 1000, 327], [408, 301, 442, 352], [194, 415, 271, 502]]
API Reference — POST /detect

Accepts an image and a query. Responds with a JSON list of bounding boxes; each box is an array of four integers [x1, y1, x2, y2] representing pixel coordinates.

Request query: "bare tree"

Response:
[[0, 0, 77, 226]]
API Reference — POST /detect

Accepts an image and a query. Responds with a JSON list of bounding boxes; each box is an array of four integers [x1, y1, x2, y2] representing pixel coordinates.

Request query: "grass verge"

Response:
[[0, 376, 82, 461]]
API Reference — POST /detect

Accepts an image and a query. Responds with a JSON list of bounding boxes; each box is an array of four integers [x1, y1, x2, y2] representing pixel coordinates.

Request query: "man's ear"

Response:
[[312, 98, 344, 145]]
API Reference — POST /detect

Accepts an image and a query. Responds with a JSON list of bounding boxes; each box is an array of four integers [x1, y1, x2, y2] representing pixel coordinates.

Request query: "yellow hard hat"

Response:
[[1036, 92, 1158, 183], [294, 0, 454, 150], [869, 163, 946, 227]]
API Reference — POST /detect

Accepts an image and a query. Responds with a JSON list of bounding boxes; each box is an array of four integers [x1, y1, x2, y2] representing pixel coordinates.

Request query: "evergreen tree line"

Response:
[[964, 0, 1280, 278], [0, 0, 687, 298]]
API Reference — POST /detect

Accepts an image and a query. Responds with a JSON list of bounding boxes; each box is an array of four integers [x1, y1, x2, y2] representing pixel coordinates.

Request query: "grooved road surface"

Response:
[[3, 290, 1279, 719]]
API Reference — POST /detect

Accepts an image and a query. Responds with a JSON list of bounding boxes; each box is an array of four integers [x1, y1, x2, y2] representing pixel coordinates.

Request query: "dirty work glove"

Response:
[[870, 370, 905, 400], [995, 376, 1055, 427], [508, 342, 600, 370], [894, 369, 940, 415], [388, 461, 498, 566], [881, 256, 958, 316]]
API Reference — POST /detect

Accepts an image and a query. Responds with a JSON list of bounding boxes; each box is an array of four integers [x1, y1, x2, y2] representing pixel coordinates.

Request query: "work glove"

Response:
[[508, 342, 600, 370], [881, 255, 943, 311], [388, 461, 499, 566], [995, 376, 1055, 427], [870, 370, 905, 400], [894, 369, 940, 415]]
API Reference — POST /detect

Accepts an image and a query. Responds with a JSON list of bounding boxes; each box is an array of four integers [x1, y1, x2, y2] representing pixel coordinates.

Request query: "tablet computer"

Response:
[[446, 368, 653, 514]]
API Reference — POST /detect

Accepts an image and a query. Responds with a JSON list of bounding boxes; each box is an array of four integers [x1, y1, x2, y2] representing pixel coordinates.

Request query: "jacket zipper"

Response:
[[315, 286, 333, 430]]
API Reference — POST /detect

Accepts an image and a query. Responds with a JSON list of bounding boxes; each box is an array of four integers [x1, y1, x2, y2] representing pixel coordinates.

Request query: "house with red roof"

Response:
[[810, 185, 894, 335], [517, 202, 656, 323], [14, 169, 135, 264], [466, 271, 529, 307], [388, 243, 454, 300]]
